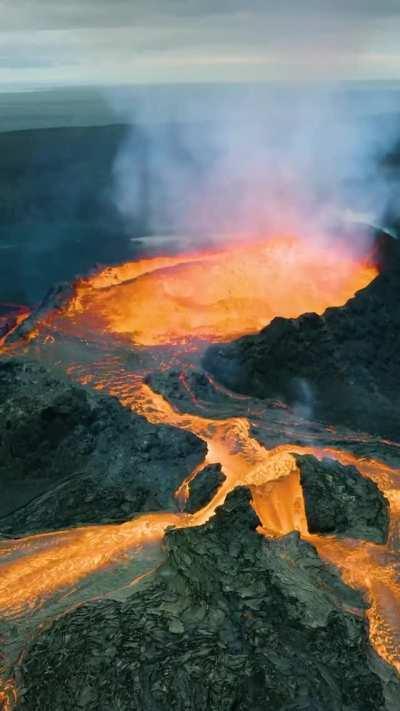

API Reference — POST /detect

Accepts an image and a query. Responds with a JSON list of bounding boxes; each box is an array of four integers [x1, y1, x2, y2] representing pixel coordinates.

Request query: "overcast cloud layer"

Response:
[[1, 0, 400, 88]]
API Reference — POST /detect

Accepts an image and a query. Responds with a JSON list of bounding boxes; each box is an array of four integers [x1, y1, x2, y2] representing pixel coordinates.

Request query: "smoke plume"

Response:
[[109, 83, 400, 251]]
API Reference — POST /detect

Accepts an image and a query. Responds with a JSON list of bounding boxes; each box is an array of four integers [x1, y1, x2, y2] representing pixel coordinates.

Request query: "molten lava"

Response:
[[1, 231, 399, 708], [53, 235, 377, 345]]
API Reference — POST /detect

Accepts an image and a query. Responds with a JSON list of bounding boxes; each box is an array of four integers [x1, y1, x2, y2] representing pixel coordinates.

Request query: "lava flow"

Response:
[[43, 233, 377, 345], [0, 231, 398, 708]]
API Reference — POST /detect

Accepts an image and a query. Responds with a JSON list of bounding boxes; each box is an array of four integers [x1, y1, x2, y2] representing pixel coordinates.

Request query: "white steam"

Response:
[[108, 84, 400, 251]]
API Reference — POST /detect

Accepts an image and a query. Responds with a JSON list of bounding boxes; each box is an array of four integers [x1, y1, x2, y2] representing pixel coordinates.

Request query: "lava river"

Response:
[[1, 232, 399, 708]]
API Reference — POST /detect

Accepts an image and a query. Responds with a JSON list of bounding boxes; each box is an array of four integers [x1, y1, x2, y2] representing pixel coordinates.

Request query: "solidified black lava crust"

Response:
[[204, 231, 400, 439], [0, 358, 206, 535], [183, 463, 226, 513], [15, 488, 399, 711], [296, 454, 389, 543]]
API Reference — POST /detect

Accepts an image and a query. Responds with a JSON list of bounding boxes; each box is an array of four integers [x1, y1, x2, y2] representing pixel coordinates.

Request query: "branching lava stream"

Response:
[[0, 232, 398, 708]]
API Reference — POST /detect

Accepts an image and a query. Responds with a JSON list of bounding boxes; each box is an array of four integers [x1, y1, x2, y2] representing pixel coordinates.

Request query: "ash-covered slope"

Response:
[[15, 488, 398, 711], [204, 232, 400, 439], [0, 358, 206, 536]]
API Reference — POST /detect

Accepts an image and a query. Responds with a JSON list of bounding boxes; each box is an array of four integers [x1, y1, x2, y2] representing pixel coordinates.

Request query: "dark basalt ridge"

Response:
[[145, 367, 229, 415], [3, 281, 75, 344], [14, 488, 398, 711], [203, 231, 400, 439], [183, 463, 226, 513], [0, 358, 206, 536], [296, 454, 390, 543]]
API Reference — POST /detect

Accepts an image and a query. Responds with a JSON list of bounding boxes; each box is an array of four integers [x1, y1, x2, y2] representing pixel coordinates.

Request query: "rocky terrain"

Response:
[[0, 358, 206, 536], [204, 231, 400, 439], [14, 488, 399, 711], [183, 464, 226, 513], [146, 368, 226, 415], [296, 454, 389, 543]]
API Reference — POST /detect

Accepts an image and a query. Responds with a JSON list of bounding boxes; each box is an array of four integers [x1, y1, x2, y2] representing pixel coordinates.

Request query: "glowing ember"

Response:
[[50, 235, 377, 345]]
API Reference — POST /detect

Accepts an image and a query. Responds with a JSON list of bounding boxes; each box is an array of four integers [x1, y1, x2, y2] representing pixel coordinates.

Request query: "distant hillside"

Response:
[[0, 87, 117, 132], [0, 124, 146, 304]]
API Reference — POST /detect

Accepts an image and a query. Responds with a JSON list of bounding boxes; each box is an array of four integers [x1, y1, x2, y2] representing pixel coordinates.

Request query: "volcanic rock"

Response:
[[146, 367, 228, 414], [296, 454, 389, 543], [0, 358, 206, 535], [183, 463, 226, 513], [3, 281, 75, 344], [14, 488, 398, 711], [203, 231, 400, 439]]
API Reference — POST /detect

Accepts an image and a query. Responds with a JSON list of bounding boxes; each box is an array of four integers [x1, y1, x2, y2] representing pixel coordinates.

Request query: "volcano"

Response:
[[1, 229, 400, 711]]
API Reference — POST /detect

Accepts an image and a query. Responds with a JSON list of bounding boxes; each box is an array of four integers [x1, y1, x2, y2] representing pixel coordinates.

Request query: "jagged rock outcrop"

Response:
[[204, 231, 400, 439], [3, 282, 74, 343], [183, 464, 226, 513], [0, 358, 206, 535], [14, 488, 398, 711], [296, 454, 390, 543], [146, 367, 228, 415]]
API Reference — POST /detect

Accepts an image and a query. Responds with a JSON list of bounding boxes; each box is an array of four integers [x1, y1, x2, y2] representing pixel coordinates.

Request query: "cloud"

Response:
[[2, 1, 400, 32], [0, 1, 400, 86]]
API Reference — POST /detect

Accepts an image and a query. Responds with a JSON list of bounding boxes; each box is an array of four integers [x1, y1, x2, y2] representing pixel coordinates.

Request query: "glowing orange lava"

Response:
[[2, 376, 400, 682], [1, 231, 399, 706], [50, 234, 377, 345]]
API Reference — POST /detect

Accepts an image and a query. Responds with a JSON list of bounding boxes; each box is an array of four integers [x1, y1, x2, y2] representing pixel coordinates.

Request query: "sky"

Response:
[[1, 0, 400, 89]]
